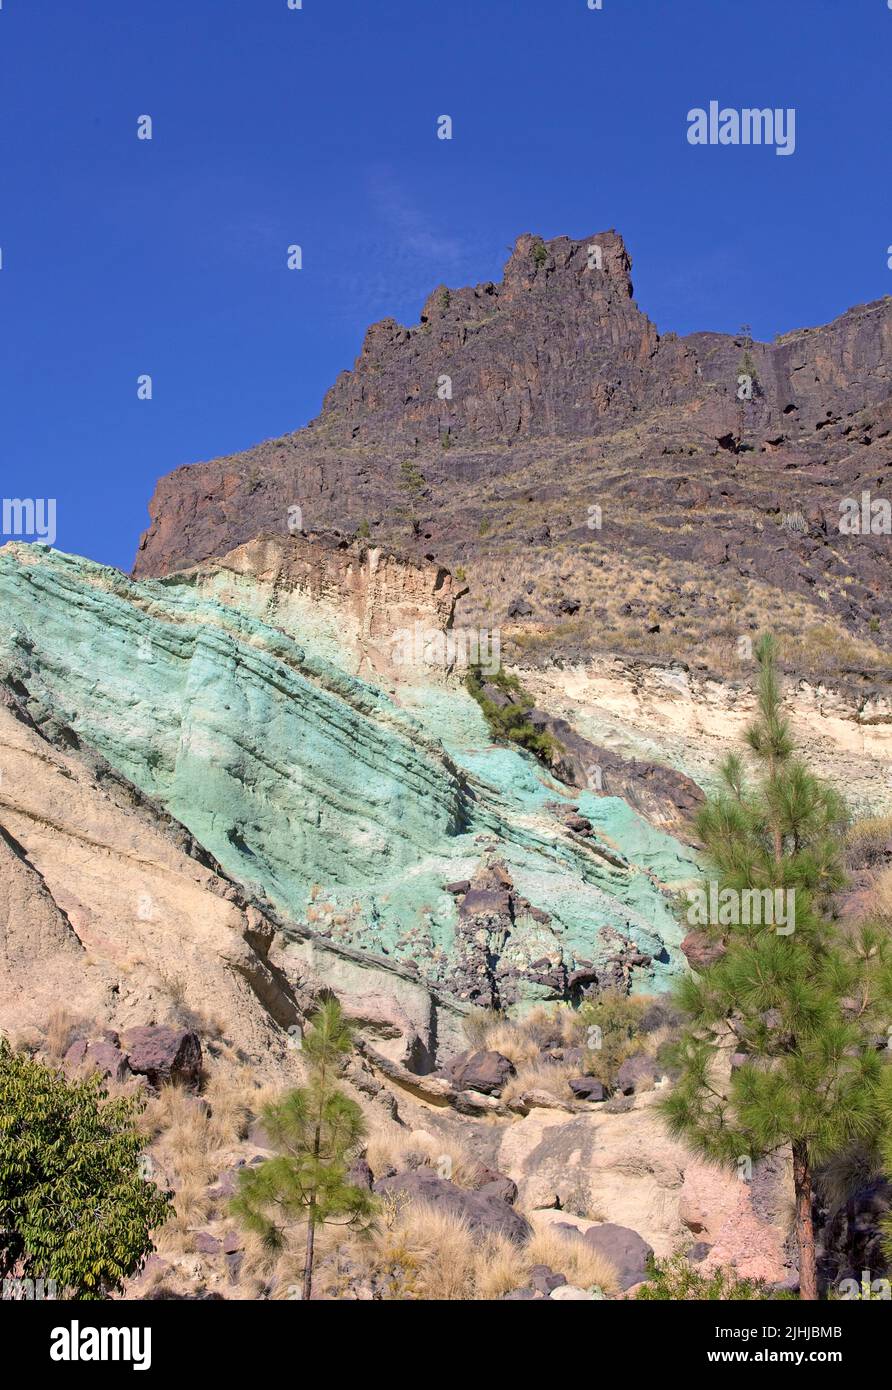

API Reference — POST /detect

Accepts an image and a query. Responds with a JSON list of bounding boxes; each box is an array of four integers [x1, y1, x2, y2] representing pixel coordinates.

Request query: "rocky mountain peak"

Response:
[[316, 228, 652, 447]]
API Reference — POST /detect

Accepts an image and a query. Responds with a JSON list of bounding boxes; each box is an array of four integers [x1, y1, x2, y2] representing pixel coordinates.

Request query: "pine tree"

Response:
[[230, 1000, 375, 1300], [662, 633, 892, 1300]]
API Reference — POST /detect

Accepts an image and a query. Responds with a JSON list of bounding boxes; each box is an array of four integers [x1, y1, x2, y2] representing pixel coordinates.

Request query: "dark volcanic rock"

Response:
[[681, 931, 727, 973], [581, 1223, 654, 1291], [131, 230, 892, 679], [568, 1076, 606, 1102], [615, 1053, 658, 1096], [531, 711, 704, 831], [120, 1026, 202, 1088], [64, 1038, 132, 1084], [443, 1049, 516, 1095], [373, 1170, 532, 1245]]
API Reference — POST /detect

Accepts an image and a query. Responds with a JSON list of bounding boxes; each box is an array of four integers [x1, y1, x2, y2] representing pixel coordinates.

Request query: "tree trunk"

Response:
[[302, 1203, 316, 1302], [792, 1140, 818, 1300]]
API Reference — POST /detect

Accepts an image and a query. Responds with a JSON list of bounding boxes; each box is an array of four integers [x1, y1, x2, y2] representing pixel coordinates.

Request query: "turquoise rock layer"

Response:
[[0, 545, 699, 1000]]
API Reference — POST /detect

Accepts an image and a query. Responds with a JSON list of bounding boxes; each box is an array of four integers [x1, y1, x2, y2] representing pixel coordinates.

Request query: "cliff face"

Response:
[[132, 230, 892, 677], [0, 541, 700, 1013]]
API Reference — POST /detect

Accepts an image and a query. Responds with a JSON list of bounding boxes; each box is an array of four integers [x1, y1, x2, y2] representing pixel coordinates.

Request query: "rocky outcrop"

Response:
[[132, 231, 892, 676], [0, 544, 696, 1012]]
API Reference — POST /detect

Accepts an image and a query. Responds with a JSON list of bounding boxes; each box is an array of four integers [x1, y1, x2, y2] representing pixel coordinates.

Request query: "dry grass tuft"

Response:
[[845, 815, 892, 871], [500, 1058, 575, 1106], [43, 1007, 89, 1061], [526, 1225, 618, 1293], [327, 1201, 618, 1300], [365, 1125, 479, 1188]]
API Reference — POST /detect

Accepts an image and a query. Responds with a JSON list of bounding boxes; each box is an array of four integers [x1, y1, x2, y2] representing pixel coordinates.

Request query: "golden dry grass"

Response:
[[500, 1059, 575, 1106], [141, 1059, 282, 1260], [845, 815, 892, 870], [365, 1124, 479, 1188], [327, 1202, 618, 1300], [43, 1007, 88, 1061], [526, 1225, 619, 1294]]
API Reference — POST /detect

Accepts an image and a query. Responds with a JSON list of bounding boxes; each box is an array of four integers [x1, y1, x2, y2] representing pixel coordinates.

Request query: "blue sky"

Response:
[[1, 0, 890, 570]]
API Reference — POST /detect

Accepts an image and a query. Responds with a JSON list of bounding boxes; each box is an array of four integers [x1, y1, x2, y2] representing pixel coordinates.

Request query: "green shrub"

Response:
[[0, 1040, 171, 1298], [636, 1253, 792, 1301], [399, 460, 426, 496], [466, 666, 556, 763], [574, 990, 648, 1085]]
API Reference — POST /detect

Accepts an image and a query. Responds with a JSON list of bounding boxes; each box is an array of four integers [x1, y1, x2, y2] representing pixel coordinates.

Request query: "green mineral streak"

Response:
[[0, 546, 699, 997]]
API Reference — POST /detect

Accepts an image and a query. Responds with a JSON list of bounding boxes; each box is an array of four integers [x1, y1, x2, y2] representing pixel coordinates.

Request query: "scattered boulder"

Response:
[[444, 1049, 515, 1095], [680, 931, 726, 972], [582, 1223, 653, 1291], [615, 1054, 657, 1095], [550, 1284, 604, 1300], [64, 1038, 132, 1084], [120, 1026, 202, 1088], [568, 1076, 606, 1102], [529, 1264, 567, 1295], [453, 1089, 506, 1116], [515, 1089, 575, 1113], [470, 1164, 518, 1205], [193, 1232, 222, 1256], [373, 1170, 532, 1245]]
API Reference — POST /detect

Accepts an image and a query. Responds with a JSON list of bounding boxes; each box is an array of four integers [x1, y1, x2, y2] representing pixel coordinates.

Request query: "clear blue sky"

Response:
[[1, 0, 890, 570]]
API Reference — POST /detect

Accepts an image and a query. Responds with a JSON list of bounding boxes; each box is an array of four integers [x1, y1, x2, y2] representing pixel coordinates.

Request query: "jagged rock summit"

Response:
[[133, 230, 892, 677]]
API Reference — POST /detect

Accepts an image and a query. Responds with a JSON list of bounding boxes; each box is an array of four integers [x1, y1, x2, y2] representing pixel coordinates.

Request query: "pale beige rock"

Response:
[[0, 701, 297, 1069], [524, 658, 892, 818], [681, 1156, 794, 1285]]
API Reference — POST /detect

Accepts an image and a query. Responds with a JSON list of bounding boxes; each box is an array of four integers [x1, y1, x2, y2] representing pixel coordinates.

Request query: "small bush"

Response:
[[0, 1041, 171, 1297], [466, 665, 557, 763], [573, 990, 649, 1085], [636, 1253, 792, 1301]]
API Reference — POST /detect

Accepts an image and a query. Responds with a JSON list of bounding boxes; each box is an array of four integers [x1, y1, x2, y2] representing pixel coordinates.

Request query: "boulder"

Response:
[[529, 1264, 567, 1295], [64, 1038, 131, 1084], [372, 1170, 532, 1245], [444, 1048, 515, 1095], [582, 1222, 653, 1291], [120, 1026, 202, 1088], [615, 1054, 657, 1096], [478, 1176, 519, 1206], [550, 1284, 604, 1300], [193, 1232, 222, 1255], [568, 1076, 606, 1102], [470, 1164, 518, 1205], [680, 931, 726, 972], [454, 1090, 507, 1116], [517, 1088, 574, 1113]]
